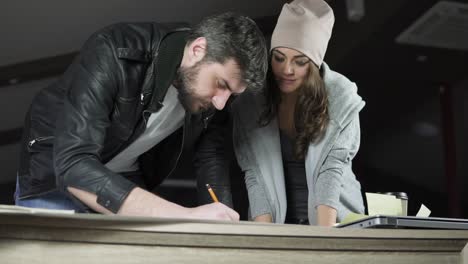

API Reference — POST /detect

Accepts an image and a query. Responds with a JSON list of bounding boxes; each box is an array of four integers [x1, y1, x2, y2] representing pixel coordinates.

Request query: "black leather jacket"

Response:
[[18, 22, 215, 213]]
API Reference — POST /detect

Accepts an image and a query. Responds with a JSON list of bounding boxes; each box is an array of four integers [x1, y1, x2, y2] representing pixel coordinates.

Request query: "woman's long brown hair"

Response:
[[259, 60, 329, 160]]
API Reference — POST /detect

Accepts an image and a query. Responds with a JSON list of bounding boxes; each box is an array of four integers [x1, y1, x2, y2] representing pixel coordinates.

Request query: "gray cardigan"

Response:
[[232, 63, 365, 224]]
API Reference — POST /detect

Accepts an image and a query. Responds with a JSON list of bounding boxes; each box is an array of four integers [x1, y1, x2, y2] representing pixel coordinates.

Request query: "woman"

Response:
[[231, 0, 365, 226]]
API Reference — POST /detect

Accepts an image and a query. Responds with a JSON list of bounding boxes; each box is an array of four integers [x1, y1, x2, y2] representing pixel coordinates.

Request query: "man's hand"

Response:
[[188, 203, 239, 221], [68, 186, 239, 221]]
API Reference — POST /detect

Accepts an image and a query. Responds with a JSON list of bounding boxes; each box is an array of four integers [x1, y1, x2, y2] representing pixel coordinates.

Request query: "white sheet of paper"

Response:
[[0, 204, 75, 215], [416, 203, 431, 217]]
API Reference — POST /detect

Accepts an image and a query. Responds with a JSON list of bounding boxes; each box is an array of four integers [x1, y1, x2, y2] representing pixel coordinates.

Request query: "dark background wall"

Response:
[[1, 0, 467, 219]]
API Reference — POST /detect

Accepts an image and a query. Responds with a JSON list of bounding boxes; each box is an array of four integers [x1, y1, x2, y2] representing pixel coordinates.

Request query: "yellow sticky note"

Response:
[[340, 212, 369, 225], [366, 192, 403, 216]]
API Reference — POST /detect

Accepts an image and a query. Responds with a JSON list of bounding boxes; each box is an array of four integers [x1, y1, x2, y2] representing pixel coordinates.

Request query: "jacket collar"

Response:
[[144, 28, 189, 112]]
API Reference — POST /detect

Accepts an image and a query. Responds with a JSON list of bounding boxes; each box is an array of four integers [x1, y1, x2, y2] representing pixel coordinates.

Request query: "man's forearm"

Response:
[[67, 186, 188, 217], [67, 186, 240, 221], [118, 187, 190, 217]]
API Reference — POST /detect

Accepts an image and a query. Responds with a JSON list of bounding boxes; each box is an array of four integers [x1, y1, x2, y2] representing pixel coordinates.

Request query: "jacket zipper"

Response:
[[202, 113, 214, 129], [166, 123, 186, 179], [28, 136, 54, 147], [202, 112, 215, 129]]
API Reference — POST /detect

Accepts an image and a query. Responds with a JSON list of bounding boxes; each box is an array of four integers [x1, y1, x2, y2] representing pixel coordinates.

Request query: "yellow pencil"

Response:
[[206, 184, 219, 203]]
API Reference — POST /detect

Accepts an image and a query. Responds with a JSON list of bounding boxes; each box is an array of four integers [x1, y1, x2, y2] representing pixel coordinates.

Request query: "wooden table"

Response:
[[1, 211, 467, 263]]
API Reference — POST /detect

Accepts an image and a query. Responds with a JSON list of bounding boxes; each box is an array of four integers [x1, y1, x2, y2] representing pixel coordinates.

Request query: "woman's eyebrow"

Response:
[[273, 50, 307, 59], [273, 50, 285, 56]]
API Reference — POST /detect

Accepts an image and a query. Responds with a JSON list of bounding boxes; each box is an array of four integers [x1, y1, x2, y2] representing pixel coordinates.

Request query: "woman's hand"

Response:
[[316, 205, 337, 227], [254, 213, 273, 222]]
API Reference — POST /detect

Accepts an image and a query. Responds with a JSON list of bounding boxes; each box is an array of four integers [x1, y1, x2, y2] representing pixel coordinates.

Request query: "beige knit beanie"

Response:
[[270, 0, 335, 67]]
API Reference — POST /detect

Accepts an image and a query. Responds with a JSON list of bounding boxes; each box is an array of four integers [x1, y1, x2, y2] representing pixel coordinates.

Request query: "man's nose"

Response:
[[212, 89, 232, 110]]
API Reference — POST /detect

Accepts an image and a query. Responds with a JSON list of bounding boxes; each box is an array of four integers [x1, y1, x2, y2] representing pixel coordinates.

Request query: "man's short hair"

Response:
[[188, 12, 268, 93]]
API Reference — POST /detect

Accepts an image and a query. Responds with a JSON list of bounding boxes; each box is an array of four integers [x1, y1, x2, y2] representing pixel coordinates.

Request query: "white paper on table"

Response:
[[0, 204, 75, 215], [416, 203, 431, 217]]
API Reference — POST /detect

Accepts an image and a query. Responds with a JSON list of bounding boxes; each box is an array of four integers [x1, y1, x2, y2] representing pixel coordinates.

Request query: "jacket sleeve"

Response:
[[232, 114, 272, 220], [314, 116, 361, 210], [53, 32, 137, 213], [194, 109, 234, 208], [242, 166, 272, 220]]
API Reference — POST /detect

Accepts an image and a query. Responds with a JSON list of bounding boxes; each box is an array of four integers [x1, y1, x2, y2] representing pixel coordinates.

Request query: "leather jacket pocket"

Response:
[[28, 136, 55, 152], [19, 135, 56, 198]]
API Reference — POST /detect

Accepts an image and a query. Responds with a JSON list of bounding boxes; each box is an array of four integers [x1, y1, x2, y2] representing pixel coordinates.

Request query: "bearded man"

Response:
[[15, 12, 268, 221]]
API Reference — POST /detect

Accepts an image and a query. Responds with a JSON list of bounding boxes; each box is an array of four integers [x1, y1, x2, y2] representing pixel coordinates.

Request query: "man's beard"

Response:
[[173, 61, 212, 114]]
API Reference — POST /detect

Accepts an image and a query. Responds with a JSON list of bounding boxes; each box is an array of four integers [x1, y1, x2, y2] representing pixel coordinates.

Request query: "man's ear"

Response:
[[186, 37, 207, 66]]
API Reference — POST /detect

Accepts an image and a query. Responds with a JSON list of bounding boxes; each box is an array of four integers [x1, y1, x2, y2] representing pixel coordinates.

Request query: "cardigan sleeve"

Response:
[[233, 116, 273, 220], [313, 115, 361, 210]]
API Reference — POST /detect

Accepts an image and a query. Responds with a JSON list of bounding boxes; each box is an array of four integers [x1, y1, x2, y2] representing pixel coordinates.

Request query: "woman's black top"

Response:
[[279, 131, 309, 225]]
